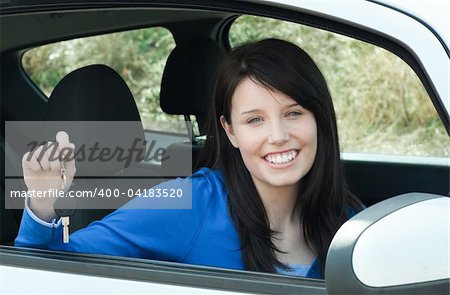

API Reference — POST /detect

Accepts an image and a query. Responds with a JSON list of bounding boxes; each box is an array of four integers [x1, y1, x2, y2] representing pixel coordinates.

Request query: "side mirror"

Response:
[[325, 193, 449, 294]]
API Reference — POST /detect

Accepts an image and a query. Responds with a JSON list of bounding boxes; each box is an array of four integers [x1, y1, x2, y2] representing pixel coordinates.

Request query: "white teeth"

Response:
[[265, 150, 298, 165]]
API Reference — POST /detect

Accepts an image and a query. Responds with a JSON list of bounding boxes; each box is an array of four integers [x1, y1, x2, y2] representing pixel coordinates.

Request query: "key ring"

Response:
[[61, 160, 67, 191]]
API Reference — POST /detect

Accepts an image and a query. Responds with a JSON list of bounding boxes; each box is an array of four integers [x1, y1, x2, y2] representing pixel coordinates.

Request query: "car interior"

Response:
[[159, 35, 225, 177], [1, 5, 448, 253]]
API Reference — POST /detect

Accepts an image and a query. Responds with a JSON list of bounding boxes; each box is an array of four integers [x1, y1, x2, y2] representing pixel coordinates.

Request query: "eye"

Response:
[[247, 117, 263, 124], [286, 111, 302, 117]]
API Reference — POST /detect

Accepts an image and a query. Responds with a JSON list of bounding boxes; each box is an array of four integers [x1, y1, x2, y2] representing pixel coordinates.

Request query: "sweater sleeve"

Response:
[[15, 173, 215, 262]]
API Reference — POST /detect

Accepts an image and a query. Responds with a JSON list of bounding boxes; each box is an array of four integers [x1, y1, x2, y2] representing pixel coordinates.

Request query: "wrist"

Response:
[[26, 192, 57, 222]]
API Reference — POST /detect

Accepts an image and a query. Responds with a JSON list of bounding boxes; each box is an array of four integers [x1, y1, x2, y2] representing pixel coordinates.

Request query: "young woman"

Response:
[[16, 38, 363, 279]]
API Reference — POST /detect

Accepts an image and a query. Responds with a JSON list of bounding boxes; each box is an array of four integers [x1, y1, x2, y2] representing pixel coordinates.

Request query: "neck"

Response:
[[253, 180, 300, 231]]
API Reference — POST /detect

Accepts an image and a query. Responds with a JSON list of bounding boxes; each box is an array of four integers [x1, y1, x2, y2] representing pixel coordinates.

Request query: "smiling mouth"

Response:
[[264, 150, 298, 165]]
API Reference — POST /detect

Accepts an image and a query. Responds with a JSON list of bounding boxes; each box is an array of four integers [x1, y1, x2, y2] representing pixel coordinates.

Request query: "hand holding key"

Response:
[[22, 131, 76, 222]]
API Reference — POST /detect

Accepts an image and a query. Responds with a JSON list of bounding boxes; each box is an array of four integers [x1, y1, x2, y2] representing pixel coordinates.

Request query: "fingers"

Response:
[[22, 131, 76, 173], [64, 143, 77, 174], [22, 145, 43, 172], [47, 144, 61, 173], [39, 146, 52, 171], [22, 143, 59, 173]]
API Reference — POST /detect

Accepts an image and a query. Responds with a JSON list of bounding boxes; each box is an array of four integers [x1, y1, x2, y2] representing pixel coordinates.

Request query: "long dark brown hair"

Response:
[[196, 38, 363, 277]]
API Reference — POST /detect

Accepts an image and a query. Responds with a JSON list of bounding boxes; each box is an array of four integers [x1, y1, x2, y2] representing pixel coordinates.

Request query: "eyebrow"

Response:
[[240, 103, 299, 115], [240, 109, 259, 115]]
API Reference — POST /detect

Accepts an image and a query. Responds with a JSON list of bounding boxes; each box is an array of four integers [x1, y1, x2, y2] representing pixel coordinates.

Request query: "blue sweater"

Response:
[[15, 167, 322, 278]]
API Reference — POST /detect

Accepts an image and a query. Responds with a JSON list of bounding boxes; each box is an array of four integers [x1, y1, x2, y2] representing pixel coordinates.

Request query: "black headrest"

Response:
[[45, 64, 141, 121], [160, 36, 225, 119], [44, 64, 145, 175]]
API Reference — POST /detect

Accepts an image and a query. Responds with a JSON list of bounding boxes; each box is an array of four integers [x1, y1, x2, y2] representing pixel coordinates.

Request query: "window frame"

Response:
[[0, 246, 326, 294]]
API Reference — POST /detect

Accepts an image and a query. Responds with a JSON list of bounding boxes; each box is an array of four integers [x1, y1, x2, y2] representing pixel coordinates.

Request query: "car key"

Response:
[[53, 160, 75, 243]]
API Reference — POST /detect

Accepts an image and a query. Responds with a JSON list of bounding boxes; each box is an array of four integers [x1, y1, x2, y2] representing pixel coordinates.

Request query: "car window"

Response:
[[21, 27, 190, 134], [229, 15, 449, 158]]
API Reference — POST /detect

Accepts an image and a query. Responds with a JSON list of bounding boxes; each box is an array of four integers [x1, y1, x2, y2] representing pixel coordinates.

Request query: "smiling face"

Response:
[[221, 76, 318, 196]]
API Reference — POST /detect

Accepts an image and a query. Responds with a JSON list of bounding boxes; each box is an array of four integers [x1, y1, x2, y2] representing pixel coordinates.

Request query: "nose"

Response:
[[267, 120, 289, 144]]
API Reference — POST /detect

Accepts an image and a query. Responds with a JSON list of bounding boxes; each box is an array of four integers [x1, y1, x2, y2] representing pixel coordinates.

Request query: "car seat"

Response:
[[43, 64, 159, 231], [159, 36, 225, 177]]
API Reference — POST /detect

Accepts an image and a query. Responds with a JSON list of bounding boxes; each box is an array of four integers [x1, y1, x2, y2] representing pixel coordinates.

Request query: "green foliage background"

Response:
[[22, 15, 449, 157]]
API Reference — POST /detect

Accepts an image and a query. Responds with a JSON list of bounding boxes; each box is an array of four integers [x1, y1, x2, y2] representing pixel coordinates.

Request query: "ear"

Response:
[[220, 115, 239, 148]]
